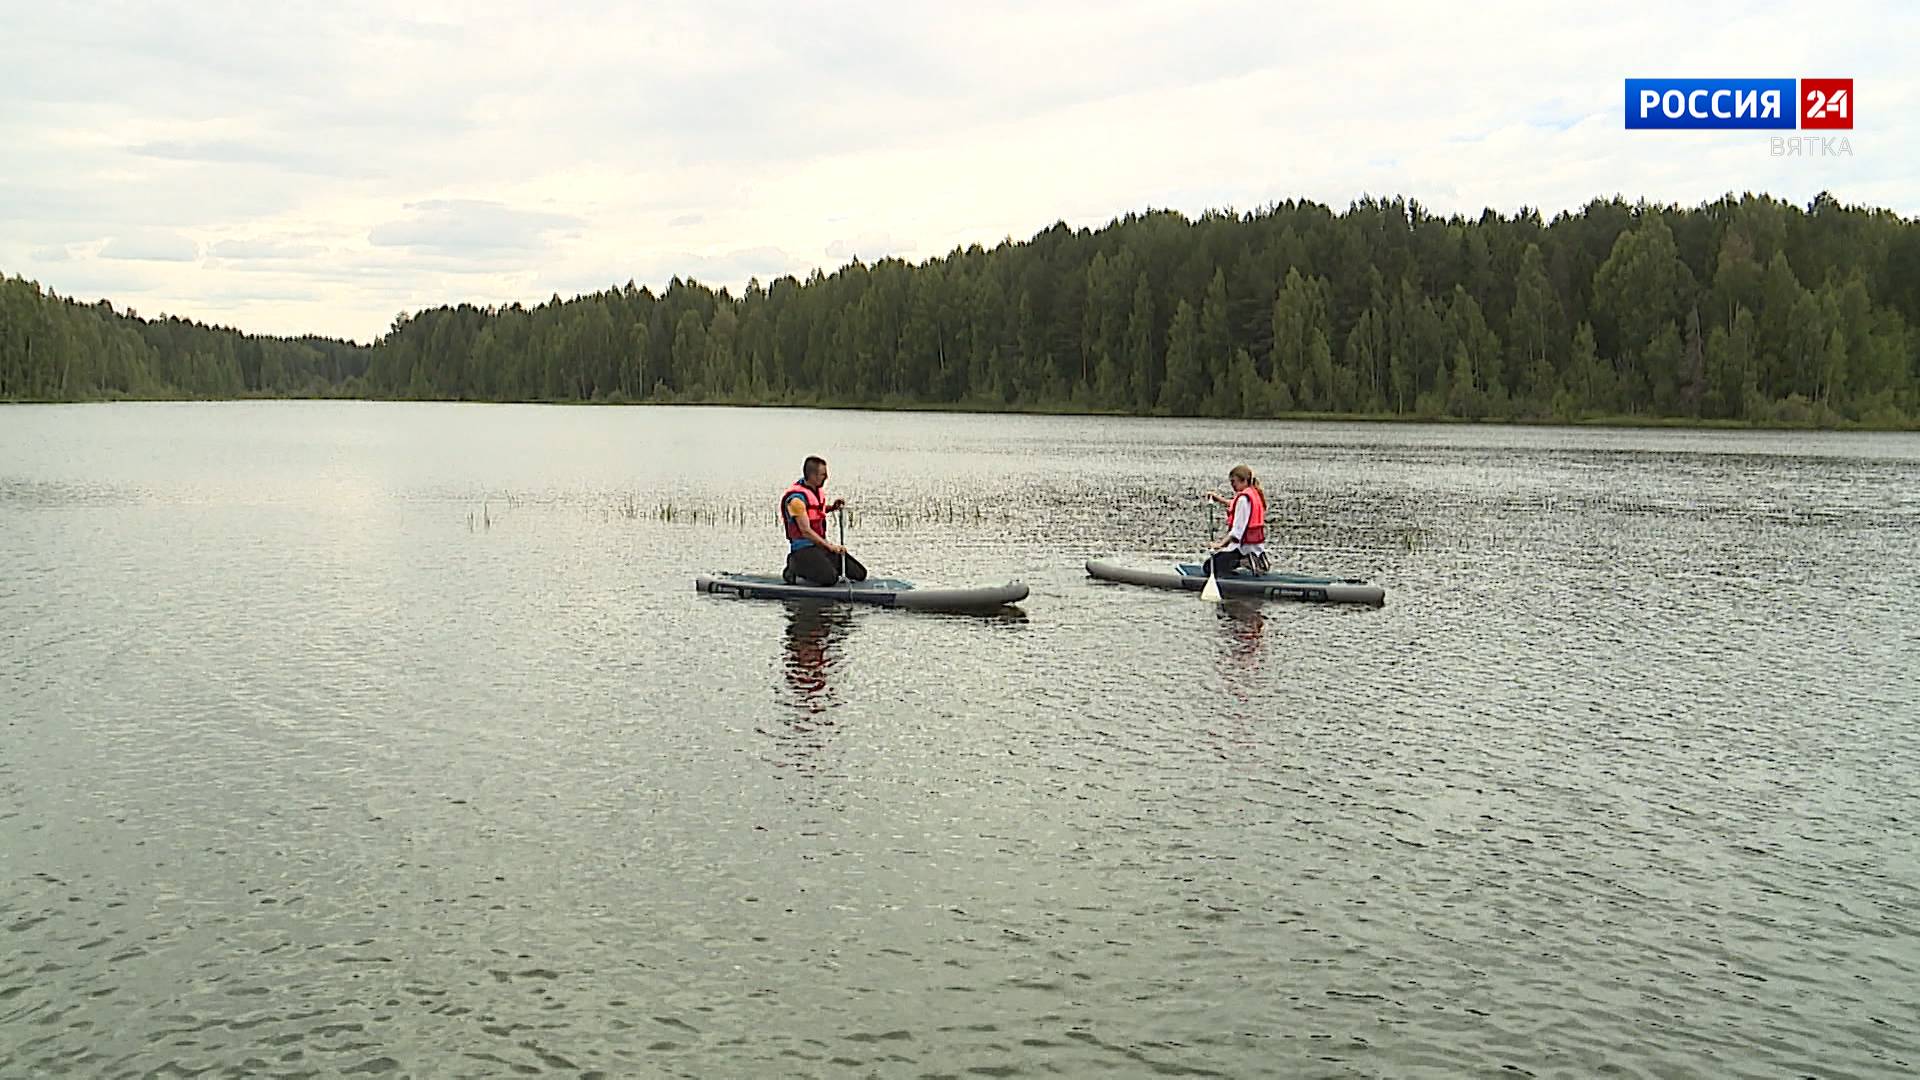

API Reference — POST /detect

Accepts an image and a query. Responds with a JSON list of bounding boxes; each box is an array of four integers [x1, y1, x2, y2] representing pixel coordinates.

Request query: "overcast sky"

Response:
[[3, 0, 1912, 343]]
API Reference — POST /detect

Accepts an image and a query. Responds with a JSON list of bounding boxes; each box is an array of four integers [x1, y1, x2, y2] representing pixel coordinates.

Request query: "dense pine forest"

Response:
[[4, 192, 1917, 427]]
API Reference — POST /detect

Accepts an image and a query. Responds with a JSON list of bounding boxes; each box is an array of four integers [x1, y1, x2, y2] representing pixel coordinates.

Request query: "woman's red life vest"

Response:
[[780, 481, 828, 546], [1231, 487, 1266, 545]]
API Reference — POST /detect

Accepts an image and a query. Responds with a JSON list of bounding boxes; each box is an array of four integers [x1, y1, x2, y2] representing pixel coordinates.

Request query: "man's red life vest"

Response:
[[1231, 487, 1266, 545], [781, 481, 828, 547]]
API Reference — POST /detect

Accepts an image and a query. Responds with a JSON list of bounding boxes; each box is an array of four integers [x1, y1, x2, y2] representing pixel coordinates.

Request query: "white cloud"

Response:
[[130, 138, 375, 179], [0, 0, 1913, 341], [99, 230, 201, 261], [367, 199, 581, 257], [533, 247, 804, 300], [209, 238, 327, 260], [826, 233, 913, 262]]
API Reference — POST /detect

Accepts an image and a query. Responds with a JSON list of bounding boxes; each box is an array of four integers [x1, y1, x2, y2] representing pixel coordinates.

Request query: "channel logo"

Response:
[[1625, 78, 1852, 130]]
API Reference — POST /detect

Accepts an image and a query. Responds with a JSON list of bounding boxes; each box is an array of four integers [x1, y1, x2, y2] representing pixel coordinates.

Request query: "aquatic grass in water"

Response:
[[650, 501, 749, 526], [635, 498, 992, 530], [467, 493, 525, 530], [876, 499, 989, 528]]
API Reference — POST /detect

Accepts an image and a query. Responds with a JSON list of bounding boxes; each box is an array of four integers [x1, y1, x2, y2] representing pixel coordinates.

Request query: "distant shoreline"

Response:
[[5, 393, 1914, 433], [9, 194, 1918, 433]]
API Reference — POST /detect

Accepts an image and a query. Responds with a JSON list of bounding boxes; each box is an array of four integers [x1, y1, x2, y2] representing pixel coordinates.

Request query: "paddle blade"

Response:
[[1201, 566, 1222, 603]]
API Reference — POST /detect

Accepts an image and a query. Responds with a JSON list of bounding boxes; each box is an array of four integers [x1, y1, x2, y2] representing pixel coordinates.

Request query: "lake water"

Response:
[[3, 401, 1917, 1078]]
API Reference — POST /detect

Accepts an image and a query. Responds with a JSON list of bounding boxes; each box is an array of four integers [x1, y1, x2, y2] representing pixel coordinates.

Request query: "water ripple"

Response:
[[1, 404, 1916, 1077]]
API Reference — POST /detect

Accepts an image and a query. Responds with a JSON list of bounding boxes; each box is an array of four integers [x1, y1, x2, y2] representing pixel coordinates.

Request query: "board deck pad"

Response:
[[1173, 564, 1353, 585], [715, 572, 919, 591]]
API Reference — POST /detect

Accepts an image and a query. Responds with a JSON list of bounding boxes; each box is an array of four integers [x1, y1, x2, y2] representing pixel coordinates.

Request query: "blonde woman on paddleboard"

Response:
[[1202, 464, 1270, 578]]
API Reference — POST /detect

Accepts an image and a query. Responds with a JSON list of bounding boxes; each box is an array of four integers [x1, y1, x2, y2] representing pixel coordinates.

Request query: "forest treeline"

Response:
[[4, 192, 1917, 427]]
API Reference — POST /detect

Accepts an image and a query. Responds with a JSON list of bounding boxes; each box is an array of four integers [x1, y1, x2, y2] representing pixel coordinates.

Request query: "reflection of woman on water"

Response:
[[1219, 600, 1266, 666]]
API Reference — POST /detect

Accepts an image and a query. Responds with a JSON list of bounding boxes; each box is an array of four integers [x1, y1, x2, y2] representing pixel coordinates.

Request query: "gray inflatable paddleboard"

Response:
[[1085, 558, 1385, 606], [696, 572, 1029, 612]]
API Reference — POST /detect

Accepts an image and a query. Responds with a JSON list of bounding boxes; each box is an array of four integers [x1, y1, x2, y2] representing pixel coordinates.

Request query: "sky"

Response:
[[2, 0, 1913, 344]]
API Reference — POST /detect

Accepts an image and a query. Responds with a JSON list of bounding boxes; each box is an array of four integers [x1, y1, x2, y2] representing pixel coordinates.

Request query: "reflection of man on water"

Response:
[[781, 600, 852, 713], [765, 601, 854, 778]]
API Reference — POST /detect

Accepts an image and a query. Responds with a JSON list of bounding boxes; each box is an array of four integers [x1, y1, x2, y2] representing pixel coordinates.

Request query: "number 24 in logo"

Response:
[[1801, 79, 1853, 129]]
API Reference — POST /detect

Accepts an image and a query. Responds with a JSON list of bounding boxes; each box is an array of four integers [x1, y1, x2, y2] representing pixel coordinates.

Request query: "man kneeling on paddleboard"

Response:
[[1202, 464, 1270, 578], [781, 455, 869, 586]]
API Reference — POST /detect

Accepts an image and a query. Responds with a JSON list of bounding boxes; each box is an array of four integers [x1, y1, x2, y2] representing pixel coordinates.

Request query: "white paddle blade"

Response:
[[1201, 567, 1222, 603]]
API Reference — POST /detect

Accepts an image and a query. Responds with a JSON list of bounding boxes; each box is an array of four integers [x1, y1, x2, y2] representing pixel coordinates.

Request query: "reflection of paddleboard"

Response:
[[695, 572, 1028, 612], [1085, 558, 1386, 606]]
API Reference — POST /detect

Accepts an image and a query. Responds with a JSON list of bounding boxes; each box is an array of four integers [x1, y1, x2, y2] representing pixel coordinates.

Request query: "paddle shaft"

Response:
[[837, 509, 846, 580], [1201, 492, 1225, 600], [1207, 497, 1218, 576]]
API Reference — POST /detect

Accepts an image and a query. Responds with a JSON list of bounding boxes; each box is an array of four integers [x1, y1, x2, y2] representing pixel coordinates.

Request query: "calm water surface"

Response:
[[3, 402, 1917, 1078]]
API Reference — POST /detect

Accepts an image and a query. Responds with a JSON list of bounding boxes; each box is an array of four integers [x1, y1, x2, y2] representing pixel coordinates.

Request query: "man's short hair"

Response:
[[803, 455, 827, 479]]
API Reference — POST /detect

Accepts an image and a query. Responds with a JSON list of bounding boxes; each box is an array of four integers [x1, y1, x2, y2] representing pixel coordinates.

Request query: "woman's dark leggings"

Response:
[[1205, 550, 1246, 578]]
